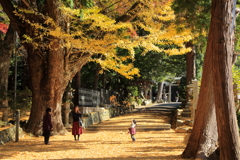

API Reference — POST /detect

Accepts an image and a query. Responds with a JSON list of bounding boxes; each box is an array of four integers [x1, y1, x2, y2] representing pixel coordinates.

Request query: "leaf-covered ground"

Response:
[[0, 110, 192, 160]]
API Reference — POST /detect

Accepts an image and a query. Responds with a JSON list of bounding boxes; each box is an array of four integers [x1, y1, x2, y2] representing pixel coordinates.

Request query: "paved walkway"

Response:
[[0, 102, 190, 160], [87, 102, 181, 132], [138, 102, 181, 111]]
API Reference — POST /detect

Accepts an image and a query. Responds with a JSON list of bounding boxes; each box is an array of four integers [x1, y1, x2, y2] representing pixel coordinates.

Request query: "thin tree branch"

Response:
[[99, 0, 122, 14], [103, 1, 133, 15], [21, 0, 31, 9], [115, 1, 145, 23]]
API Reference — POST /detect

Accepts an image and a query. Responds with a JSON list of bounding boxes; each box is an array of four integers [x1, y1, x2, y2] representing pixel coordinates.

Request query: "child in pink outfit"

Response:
[[128, 119, 137, 141]]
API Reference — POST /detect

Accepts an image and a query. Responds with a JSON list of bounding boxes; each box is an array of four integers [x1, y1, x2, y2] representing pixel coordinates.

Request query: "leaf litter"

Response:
[[0, 111, 192, 160]]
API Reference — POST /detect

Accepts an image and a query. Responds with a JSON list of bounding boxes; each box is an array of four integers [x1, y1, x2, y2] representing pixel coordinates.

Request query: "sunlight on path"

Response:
[[0, 111, 192, 160]]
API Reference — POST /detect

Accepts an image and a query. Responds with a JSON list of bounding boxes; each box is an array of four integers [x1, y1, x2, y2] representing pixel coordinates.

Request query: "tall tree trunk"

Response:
[[102, 70, 106, 89], [93, 63, 101, 90], [21, 60, 30, 90], [182, 33, 218, 159], [211, 0, 240, 159], [74, 71, 81, 106], [185, 42, 196, 106], [24, 39, 88, 136], [155, 82, 164, 103], [183, 0, 240, 159], [24, 42, 67, 135], [0, 24, 14, 107], [186, 42, 196, 85]]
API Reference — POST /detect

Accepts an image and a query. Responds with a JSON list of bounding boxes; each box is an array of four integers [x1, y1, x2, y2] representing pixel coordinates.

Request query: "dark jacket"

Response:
[[43, 112, 53, 131], [72, 111, 82, 122]]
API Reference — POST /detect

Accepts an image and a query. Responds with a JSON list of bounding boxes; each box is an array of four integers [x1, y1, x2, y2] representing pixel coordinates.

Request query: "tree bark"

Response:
[[115, 1, 144, 23], [93, 63, 101, 90], [183, 0, 240, 159], [184, 42, 196, 106], [24, 38, 88, 135], [24, 40, 67, 135], [155, 82, 164, 103], [74, 71, 81, 106], [101, 70, 105, 89], [182, 32, 218, 159], [21, 58, 31, 90], [186, 42, 196, 85], [0, 24, 14, 106], [211, 0, 240, 159]]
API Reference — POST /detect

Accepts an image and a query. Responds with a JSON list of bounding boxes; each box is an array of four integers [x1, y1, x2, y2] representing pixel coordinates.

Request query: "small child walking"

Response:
[[128, 119, 137, 142]]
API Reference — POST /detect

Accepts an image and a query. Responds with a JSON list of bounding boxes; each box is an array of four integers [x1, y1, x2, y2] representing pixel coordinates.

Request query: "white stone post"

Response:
[[192, 79, 198, 121], [62, 84, 74, 127], [186, 83, 193, 109], [186, 80, 198, 121]]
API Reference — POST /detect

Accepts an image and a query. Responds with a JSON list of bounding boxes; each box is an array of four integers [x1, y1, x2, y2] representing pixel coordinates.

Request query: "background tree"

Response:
[[172, 0, 210, 106], [79, 46, 188, 105]]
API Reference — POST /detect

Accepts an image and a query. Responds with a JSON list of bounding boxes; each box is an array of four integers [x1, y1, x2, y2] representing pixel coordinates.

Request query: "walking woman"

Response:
[[72, 105, 83, 141], [43, 108, 53, 145]]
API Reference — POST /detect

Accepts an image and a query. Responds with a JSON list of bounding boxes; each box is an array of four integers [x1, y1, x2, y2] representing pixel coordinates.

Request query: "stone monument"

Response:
[[62, 84, 74, 128], [191, 79, 199, 120], [186, 79, 198, 121]]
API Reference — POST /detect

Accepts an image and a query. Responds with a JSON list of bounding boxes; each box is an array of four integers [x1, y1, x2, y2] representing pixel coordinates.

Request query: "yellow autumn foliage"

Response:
[[17, 0, 194, 79]]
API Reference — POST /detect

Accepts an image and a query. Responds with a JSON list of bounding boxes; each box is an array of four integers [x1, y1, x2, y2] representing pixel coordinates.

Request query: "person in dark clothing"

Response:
[[43, 108, 53, 145], [72, 106, 83, 141]]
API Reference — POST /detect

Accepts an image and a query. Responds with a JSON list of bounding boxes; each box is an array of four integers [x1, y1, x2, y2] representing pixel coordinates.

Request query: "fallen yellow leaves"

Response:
[[0, 112, 193, 160]]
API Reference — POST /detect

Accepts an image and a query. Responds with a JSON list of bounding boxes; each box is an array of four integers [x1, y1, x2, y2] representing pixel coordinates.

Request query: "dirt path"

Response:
[[0, 110, 191, 160]]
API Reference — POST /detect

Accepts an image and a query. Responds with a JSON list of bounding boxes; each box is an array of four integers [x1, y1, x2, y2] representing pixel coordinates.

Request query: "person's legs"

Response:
[[43, 130, 47, 144], [77, 135, 80, 140], [44, 130, 51, 145], [74, 135, 77, 140], [131, 134, 136, 141]]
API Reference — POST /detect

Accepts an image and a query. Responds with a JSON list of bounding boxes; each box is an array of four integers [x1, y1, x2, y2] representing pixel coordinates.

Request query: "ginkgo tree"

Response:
[[0, 0, 193, 135]]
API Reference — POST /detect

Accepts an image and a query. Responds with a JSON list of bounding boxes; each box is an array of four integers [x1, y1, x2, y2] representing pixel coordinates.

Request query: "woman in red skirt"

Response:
[[72, 106, 83, 141]]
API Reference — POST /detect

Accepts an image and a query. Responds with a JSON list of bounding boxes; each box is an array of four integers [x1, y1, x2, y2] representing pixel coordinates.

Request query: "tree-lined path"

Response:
[[0, 103, 191, 160]]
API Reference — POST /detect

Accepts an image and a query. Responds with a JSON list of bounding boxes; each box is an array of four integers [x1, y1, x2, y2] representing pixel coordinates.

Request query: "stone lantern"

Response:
[[62, 84, 74, 128], [186, 80, 198, 121], [185, 83, 193, 107]]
